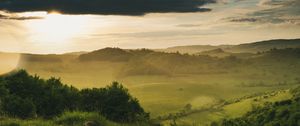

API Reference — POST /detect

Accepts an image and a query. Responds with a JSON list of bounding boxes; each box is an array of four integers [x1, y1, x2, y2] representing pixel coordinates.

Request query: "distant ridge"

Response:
[[0, 38, 299, 55], [159, 38, 300, 54], [78, 47, 133, 62], [156, 45, 232, 54], [63, 51, 88, 55], [227, 39, 300, 53]]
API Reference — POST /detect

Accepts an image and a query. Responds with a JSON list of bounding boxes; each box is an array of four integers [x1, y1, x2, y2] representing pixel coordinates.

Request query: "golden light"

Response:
[[24, 11, 90, 46], [0, 53, 20, 75]]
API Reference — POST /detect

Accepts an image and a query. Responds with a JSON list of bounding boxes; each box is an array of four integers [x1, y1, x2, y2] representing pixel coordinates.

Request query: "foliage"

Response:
[[80, 82, 149, 122], [1, 95, 36, 119], [220, 87, 300, 126], [54, 111, 111, 126], [15, 47, 300, 125], [0, 111, 153, 126], [0, 70, 148, 123]]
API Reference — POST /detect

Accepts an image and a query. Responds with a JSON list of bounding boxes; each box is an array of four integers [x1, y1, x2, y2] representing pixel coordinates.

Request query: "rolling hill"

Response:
[[156, 45, 232, 54], [1, 38, 300, 125], [227, 39, 300, 53], [158, 38, 300, 54], [197, 48, 254, 58]]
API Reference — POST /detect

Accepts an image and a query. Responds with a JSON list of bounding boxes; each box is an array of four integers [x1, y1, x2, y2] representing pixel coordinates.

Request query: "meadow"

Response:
[[16, 46, 300, 126]]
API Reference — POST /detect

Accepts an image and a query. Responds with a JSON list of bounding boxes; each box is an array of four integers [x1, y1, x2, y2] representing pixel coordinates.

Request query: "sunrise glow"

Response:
[[24, 12, 90, 46]]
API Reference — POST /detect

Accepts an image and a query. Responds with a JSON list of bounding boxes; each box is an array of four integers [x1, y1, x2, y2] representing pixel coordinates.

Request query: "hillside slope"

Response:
[[227, 39, 300, 53], [221, 87, 300, 126], [158, 39, 300, 54]]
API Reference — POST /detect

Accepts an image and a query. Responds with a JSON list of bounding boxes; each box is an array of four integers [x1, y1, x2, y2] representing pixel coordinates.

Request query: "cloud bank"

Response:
[[0, 14, 42, 20], [227, 0, 300, 25], [0, 0, 216, 16]]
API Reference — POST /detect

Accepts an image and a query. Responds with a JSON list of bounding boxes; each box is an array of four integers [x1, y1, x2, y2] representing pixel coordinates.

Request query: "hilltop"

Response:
[[227, 39, 300, 53], [156, 45, 232, 54], [158, 38, 300, 54]]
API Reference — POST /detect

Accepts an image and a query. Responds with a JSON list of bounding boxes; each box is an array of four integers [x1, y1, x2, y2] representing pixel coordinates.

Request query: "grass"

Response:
[[0, 118, 54, 126], [22, 61, 298, 117], [0, 111, 151, 126], [172, 89, 294, 126], [55, 112, 111, 126], [17, 51, 300, 125]]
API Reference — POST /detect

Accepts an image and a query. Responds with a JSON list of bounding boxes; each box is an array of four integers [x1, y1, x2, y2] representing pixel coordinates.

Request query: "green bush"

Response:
[[1, 95, 36, 119], [55, 112, 107, 126], [0, 70, 149, 123], [80, 82, 149, 122]]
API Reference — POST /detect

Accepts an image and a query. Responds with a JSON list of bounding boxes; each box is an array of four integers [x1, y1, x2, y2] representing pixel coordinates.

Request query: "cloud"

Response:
[[0, 0, 216, 16], [227, 0, 300, 25], [176, 24, 204, 27], [92, 30, 223, 38], [257, 0, 288, 7], [257, 0, 273, 6], [0, 14, 42, 20], [229, 18, 258, 23]]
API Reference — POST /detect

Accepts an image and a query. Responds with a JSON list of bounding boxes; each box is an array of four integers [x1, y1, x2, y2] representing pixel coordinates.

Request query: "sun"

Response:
[[24, 11, 90, 46]]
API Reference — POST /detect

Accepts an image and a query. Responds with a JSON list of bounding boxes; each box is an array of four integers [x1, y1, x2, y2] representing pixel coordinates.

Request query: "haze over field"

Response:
[[13, 39, 300, 118], [0, 0, 300, 126], [0, 0, 300, 54]]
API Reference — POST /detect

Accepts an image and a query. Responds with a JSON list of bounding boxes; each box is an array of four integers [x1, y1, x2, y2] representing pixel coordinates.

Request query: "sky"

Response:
[[0, 0, 299, 54]]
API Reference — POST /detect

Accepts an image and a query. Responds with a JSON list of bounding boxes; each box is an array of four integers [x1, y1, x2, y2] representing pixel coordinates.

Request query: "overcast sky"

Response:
[[0, 0, 299, 54]]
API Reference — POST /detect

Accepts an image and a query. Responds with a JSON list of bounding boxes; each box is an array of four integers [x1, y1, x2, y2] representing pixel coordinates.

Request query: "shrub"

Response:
[[0, 70, 149, 123], [80, 82, 149, 122], [55, 111, 111, 126], [1, 95, 36, 119]]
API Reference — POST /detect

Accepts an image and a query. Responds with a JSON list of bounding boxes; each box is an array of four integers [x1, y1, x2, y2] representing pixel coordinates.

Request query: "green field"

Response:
[[5, 40, 298, 125], [16, 50, 299, 126]]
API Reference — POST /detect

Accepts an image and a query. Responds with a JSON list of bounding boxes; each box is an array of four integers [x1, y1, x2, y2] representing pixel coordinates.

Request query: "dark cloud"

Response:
[[230, 18, 258, 23], [0, 0, 216, 16], [0, 14, 42, 20], [227, 0, 300, 25], [176, 23, 204, 27]]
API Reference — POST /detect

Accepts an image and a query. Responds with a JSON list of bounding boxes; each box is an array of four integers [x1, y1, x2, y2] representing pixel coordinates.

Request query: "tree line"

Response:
[[0, 70, 149, 123]]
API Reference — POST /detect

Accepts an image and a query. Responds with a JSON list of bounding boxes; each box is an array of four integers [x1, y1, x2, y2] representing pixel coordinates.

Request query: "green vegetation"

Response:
[[0, 70, 150, 125], [0, 111, 151, 126], [5, 39, 298, 126], [220, 87, 300, 126], [157, 89, 293, 126]]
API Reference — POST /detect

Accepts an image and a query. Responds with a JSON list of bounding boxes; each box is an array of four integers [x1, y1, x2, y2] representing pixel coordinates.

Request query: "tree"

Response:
[[80, 88, 106, 112], [0, 70, 149, 122], [184, 103, 192, 112], [1, 95, 36, 119], [0, 79, 8, 98], [80, 82, 149, 122], [96, 82, 148, 122]]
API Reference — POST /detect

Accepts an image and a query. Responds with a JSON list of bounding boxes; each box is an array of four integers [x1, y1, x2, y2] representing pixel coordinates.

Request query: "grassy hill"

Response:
[[78, 48, 133, 62], [2, 38, 298, 126], [16, 47, 300, 119], [74, 47, 300, 77], [156, 45, 232, 54], [227, 39, 300, 53], [220, 86, 300, 126], [197, 48, 254, 58], [162, 86, 300, 126], [158, 38, 300, 54]]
